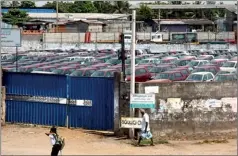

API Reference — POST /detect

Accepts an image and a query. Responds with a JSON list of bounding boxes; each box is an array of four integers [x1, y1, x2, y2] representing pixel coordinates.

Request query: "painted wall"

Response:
[[118, 81, 237, 139]]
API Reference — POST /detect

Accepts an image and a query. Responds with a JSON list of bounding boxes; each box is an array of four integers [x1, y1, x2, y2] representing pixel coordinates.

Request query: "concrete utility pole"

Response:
[[129, 9, 136, 139], [0, 1, 2, 155]]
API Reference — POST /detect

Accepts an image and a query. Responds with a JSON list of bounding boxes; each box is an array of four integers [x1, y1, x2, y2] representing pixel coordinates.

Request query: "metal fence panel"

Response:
[[69, 77, 114, 130], [6, 100, 67, 126], [3, 72, 67, 98]]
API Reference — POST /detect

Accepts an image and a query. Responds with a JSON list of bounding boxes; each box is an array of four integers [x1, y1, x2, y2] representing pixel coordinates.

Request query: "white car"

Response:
[[185, 72, 215, 82], [220, 61, 237, 72]]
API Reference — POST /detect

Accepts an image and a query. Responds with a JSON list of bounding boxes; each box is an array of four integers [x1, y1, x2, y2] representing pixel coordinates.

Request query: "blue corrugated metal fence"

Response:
[[3, 72, 114, 131]]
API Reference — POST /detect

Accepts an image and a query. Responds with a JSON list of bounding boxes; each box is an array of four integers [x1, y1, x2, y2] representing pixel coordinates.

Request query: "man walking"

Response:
[[137, 109, 154, 146], [45, 126, 62, 156]]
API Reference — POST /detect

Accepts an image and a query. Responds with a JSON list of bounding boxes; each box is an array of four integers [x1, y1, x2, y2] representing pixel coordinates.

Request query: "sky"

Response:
[[36, 1, 236, 7]]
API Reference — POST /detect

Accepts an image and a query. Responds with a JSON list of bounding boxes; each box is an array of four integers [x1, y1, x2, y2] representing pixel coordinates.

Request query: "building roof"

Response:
[[28, 13, 129, 20], [158, 19, 214, 25], [2, 7, 56, 13], [53, 20, 104, 25], [130, 4, 237, 13]]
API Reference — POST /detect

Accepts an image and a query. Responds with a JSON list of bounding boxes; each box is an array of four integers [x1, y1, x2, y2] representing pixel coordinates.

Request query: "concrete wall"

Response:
[[118, 81, 237, 139], [1, 87, 6, 126], [42, 32, 235, 43]]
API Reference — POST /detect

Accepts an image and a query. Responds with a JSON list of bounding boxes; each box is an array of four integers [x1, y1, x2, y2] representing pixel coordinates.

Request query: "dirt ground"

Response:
[[2, 124, 237, 155]]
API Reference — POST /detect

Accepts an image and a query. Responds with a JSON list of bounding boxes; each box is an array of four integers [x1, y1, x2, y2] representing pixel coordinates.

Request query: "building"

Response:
[[51, 20, 105, 33], [130, 4, 237, 31], [158, 19, 215, 32], [2, 7, 56, 13]]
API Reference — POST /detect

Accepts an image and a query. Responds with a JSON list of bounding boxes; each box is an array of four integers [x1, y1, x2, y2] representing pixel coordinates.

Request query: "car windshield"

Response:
[[70, 70, 84, 76], [177, 60, 190, 66], [125, 68, 131, 75], [149, 67, 162, 73], [91, 71, 105, 77], [222, 62, 236, 68], [217, 71, 230, 75], [53, 69, 64, 75], [192, 68, 207, 73], [186, 74, 203, 81], [106, 59, 120, 64], [138, 59, 150, 64], [188, 61, 199, 67], [214, 75, 235, 82], [155, 73, 172, 80]]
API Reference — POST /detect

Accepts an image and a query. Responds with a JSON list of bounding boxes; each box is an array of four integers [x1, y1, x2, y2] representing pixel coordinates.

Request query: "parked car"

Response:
[[91, 69, 117, 77], [149, 65, 173, 78], [52, 67, 76, 75], [125, 67, 152, 82], [192, 65, 220, 75], [137, 58, 161, 65], [187, 60, 209, 69], [169, 67, 190, 78], [196, 55, 214, 60], [210, 59, 228, 67], [153, 71, 186, 81], [161, 57, 178, 64], [175, 56, 196, 66], [213, 74, 237, 82], [105, 58, 121, 65], [70, 67, 97, 77], [220, 61, 237, 72], [137, 64, 155, 71], [91, 63, 111, 69], [33, 65, 57, 72], [185, 72, 214, 82]]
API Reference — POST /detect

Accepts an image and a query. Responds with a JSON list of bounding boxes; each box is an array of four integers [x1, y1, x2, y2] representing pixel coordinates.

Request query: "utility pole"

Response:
[[129, 9, 136, 139], [119, 33, 126, 80], [56, 1, 59, 33]]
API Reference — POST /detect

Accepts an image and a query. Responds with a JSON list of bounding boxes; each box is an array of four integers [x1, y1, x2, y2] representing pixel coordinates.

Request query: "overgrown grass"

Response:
[[196, 139, 229, 144]]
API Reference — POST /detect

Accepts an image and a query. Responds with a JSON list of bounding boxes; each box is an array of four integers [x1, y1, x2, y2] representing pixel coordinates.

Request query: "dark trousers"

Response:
[[51, 144, 61, 156]]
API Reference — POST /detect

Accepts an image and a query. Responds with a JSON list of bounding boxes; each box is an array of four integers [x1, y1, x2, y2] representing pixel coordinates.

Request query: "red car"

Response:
[[176, 56, 196, 66], [210, 59, 228, 67], [70, 67, 98, 77], [91, 63, 111, 69], [196, 55, 214, 60], [125, 67, 152, 82], [169, 67, 190, 78], [154, 71, 186, 81], [52, 67, 77, 75], [192, 66, 220, 75], [137, 64, 155, 71], [161, 57, 178, 64], [34, 65, 57, 72], [91, 69, 118, 77], [149, 64, 174, 77]]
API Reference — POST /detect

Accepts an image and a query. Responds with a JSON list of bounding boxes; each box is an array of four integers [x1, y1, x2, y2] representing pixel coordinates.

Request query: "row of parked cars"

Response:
[[2, 48, 237, 83]]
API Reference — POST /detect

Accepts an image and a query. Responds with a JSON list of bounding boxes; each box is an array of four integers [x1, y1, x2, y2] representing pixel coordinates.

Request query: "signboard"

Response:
[[145, 86, 159, 94], [130, 93, 155, 108], [1, 28, 21, 47], [120, 117, 142, 129]]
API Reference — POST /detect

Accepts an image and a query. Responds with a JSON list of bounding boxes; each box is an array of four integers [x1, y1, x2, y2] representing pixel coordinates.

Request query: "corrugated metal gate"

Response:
[[3, 72, 114, 131]]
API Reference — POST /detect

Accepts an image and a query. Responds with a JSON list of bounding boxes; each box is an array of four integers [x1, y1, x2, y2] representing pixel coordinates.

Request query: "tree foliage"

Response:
[[2, 9, 30, 25], [20, 1, 36, 8], [136, 4, 154, 21]]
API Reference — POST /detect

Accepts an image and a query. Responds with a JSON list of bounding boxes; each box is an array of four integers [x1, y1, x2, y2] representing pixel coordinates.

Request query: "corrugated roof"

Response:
[[158, 19, 213, 25], [28, 13, 129, 20]]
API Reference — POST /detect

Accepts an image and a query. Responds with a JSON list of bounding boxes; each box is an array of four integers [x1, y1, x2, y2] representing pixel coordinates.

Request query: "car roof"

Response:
[[97, 69, 117, 72], [161, 71, 181, 73], [191, 72, 213, 75]]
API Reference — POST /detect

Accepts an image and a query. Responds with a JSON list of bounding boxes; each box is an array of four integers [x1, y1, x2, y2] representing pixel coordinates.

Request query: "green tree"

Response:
[[43, 2, 74, 13], [1, 1, 11, 7], [170, 1, 182, 5], [71, 1, 97, 13], [11, 1, 20, 7], [136, 4, 154, 21], [93, 1, 113, 13], [20, 1, 36, 8], [112, 1, 130, 13], [3, 9, 30, 25]]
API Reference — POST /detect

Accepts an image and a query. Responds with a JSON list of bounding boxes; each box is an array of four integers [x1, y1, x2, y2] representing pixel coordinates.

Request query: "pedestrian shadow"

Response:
[[83, 130, 128, 140]]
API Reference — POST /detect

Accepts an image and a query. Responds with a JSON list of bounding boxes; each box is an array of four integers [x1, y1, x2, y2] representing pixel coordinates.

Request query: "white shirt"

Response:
[[49, 134, 56, 146], [141, 113, 150, 132]]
